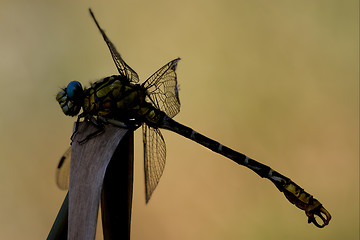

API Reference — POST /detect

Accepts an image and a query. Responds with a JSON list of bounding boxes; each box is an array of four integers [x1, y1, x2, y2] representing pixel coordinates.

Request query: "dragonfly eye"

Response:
[[66, 81, 83, 100], [56, 81, 83, 116]]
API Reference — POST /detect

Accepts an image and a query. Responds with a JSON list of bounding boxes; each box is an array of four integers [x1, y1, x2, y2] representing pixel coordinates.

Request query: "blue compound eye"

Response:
[[66, 81, 83, 100]]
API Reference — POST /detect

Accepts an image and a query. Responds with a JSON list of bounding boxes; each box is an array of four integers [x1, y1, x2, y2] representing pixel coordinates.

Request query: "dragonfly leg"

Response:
[[70, 114, 85, 142], [75, 116, 139, 144], [78, 127, 105, 144], [97, 116, 140, 130], [69, 113, 101, 144], [76, 116, 105, 144]]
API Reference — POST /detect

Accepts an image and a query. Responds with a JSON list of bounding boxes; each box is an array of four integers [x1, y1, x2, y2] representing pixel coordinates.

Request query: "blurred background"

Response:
[[0, 0, 358, 239]]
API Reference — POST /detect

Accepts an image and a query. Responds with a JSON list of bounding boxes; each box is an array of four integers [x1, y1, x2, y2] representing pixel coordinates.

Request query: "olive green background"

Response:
[[0, 0, 358, 239]]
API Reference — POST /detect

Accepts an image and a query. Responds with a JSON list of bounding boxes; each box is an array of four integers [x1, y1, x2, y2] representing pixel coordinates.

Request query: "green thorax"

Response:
[[82, 75, 164, 126]]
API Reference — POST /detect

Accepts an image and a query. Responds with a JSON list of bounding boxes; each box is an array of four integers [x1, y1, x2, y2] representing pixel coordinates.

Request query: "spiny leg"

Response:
[[70, 113, 85, 142], [76, 115, 105, 144], [75, 115, 139, 144]]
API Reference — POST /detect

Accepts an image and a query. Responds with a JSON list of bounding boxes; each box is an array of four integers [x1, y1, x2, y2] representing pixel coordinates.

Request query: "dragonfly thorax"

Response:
[[83, 75, 146, 121]]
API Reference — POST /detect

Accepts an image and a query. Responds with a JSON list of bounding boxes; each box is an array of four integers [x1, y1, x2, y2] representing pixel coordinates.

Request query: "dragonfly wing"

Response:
[[142, 58, 181, 118], [55, 146, 71, 190], [142, 123, 166, 202], [89, 9, 139, 83]]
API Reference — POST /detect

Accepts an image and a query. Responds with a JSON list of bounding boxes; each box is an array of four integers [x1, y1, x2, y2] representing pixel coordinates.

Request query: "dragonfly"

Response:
[[56, 8, 331, 228]]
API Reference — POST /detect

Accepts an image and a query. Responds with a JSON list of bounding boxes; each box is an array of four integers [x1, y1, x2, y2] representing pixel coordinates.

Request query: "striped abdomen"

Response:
[[159, 115, 331, 227]]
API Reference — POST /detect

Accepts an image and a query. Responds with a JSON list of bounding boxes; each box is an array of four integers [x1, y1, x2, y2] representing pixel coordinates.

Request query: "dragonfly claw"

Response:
[[280, 179, 331, 228], [306, 205, 331, 228]]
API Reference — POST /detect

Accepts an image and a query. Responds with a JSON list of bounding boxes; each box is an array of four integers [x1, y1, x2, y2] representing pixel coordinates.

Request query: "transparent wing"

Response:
[[55, 147, 71, 190], [142, 123, 166, 203], [89, 9, 139, 83], [142, 58, 181, 118]]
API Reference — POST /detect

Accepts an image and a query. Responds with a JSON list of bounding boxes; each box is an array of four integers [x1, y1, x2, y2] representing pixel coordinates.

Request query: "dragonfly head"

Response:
[[56, 81, 84, 116]]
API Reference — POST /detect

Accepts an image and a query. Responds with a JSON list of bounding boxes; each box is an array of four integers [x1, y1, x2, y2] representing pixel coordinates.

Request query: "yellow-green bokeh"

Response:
[[0, 0, 358, 239]]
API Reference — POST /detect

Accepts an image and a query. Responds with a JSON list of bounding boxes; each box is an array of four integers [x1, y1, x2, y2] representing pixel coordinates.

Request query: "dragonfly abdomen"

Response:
[[160, 115, 331, 227], [160, 116, 278, 180], [134, 102, 165, 127]]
